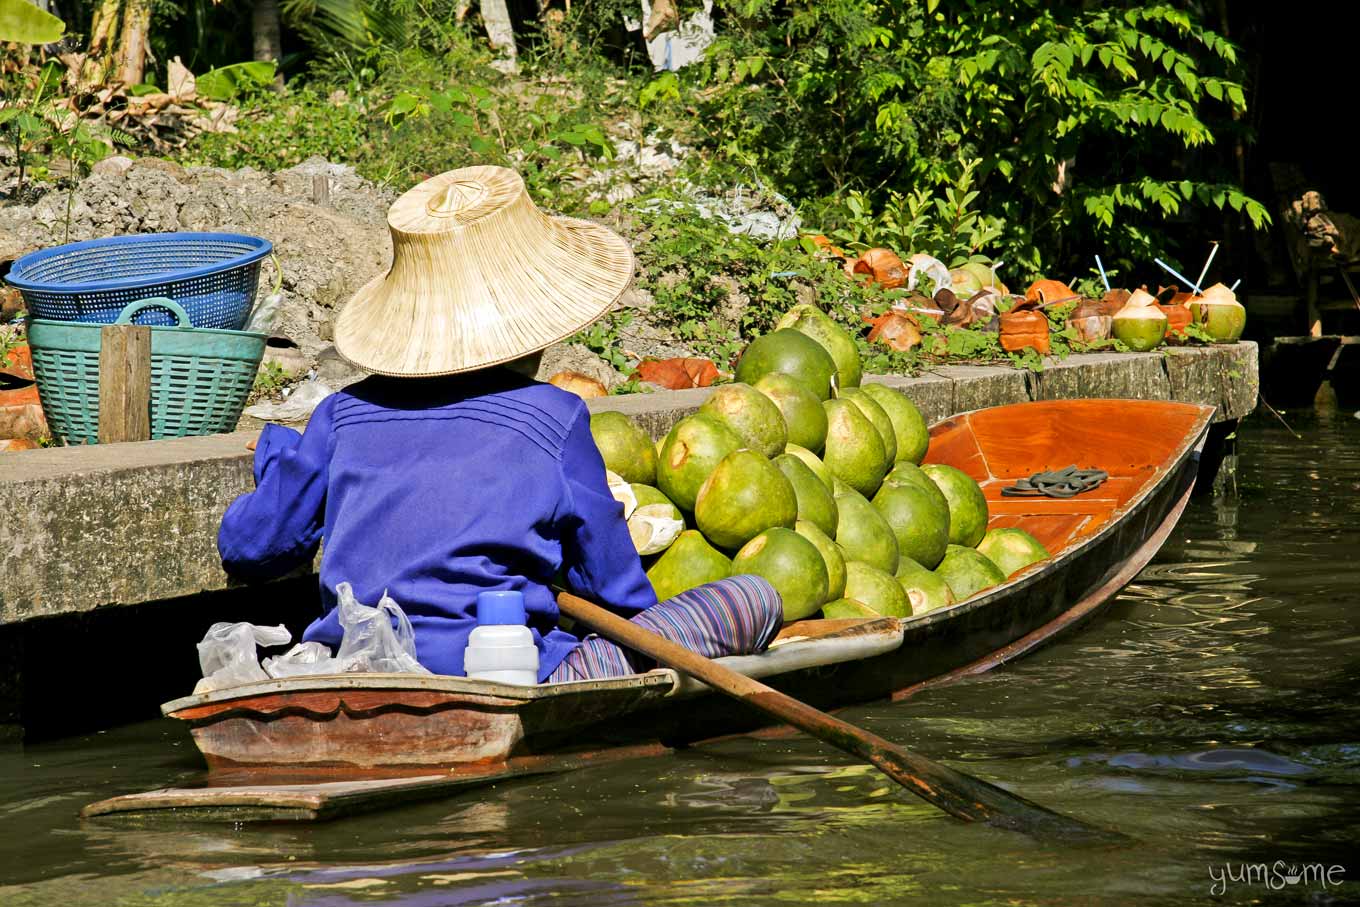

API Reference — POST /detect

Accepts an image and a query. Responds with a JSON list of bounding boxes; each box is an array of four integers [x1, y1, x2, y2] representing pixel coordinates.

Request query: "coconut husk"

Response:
[[1025, 279, 1076, 306], [849, 248, 907, 289], [632, 357, 719, 390], [867, 312, 923, 351], [548, 371, 608, 398], [1069, 300, 1113, 343]]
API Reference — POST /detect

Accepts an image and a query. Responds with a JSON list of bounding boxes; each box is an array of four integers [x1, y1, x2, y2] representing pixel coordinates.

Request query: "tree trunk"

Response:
[[481, 0, 518, 71], [114, 0, 151, 86], [252, 0, 285, 89], [79, 0, 122, 87]]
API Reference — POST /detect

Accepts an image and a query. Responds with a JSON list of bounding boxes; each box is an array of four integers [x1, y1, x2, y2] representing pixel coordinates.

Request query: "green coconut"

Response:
[[733, 527, 829, 621], [838, 387, 898, 463], [754, 372, 829, 453], [1112, 289, 1167, 353], [646, 530, 731, 601], [871, 483, 950, 569], [589, 412, 658, 486], [822, 398, 889, 498], [694, 449, 798, 550], [921, 463, 989, 548], [774, 453, 839, 538], [734, 329, 839, 401], [859, 384, 930, 465], [821, 598, 880, 619], [775, 304, 863, 390], [895, 556, 956, 615], [698, 382, 789, 459], [655, 414, 742, 512], [795, 518, 846, 601], [843, 561, 912, 617], [783, 443, 835, 491], [1190, 284, 1246, 343], [934, 544, 1007, 602], [976, 527, 1049, 578], [834, 490, 899, 575]]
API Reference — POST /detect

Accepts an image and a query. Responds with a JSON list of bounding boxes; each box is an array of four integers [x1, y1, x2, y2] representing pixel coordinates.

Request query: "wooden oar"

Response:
[[556, 590, 1116, 841]]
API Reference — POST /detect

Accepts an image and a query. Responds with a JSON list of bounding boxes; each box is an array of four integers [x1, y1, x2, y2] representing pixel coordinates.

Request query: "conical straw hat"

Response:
[[334, 165, 634, 377]]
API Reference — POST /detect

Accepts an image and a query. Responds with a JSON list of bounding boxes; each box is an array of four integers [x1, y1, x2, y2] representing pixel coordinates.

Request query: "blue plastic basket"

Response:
[[5, 232, 272, 330]]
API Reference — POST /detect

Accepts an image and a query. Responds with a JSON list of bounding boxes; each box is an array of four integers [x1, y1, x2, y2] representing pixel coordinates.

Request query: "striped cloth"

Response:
[[547, 575, 783, 682]]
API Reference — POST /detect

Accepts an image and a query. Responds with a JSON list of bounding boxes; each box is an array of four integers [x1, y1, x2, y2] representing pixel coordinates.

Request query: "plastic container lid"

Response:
[[477, 590, 526, 626]]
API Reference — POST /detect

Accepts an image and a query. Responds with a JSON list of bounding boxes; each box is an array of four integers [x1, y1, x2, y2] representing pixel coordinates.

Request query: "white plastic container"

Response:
[[464, 590, 539, 686]]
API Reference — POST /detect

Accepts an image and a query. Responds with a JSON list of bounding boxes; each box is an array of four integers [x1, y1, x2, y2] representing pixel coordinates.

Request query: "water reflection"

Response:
[[2, 410, 1358, 905]]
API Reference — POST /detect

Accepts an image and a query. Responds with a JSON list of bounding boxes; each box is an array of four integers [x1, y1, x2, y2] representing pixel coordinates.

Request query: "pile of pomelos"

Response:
[[589, 304, 1051, 622]]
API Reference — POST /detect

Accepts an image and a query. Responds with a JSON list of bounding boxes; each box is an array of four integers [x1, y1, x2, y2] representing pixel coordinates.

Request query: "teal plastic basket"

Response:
[[27, 298, 267, 444]]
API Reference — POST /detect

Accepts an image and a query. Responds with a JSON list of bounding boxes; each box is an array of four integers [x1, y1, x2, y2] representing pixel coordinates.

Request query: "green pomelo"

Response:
[[774, 454, 838, 538], [733, 527, 829, 621], [871, 483, 950, 569], [656, 414, 742, 512], [795, 519, 846, 601], [860, 384, 930, 465], [589, 412, 657, 486], [698, 382, 788, 459], [735, 329, 838, 401], [921, 463, 989, 548], [630, 485, 684, 523], [881, 461, 946, 504], [821, 598, 879, 619], [784, 443, 834, 490], [646, 530, 731, 601], [935, 544, 1007, 602], [843, 561, 912, 617], [822, 399, 888, 498], [775, 304, 863, 390], [1191, 299, 1246, 342], [755, 373, 828, 453], [1112, 307, 1167, 352], [961, 261, 1002, 289], [948, 268, 983, 297], [976, 528, 1050, 578], [695, 449, 798, 550], [895, 556, 955, 615], [834, 491, 899, 575], [839, 387, 898, 462], [831, 475, 854, 497]]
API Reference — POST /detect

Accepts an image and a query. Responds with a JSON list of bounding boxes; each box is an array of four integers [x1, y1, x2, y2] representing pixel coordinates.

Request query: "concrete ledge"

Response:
[[0, 343, 1256, 625]]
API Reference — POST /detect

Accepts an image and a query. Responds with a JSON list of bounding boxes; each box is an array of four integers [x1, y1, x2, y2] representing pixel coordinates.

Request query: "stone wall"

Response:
[[0, 343, 1257, 626]]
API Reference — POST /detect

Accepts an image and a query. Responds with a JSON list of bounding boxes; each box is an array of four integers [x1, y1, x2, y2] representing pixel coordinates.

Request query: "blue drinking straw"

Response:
[[1094, 255, 1110, 292], [1153, 258, 1203, 294]]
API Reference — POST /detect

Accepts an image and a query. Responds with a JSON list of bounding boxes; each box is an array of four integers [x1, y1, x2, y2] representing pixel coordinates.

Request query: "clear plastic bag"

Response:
[[262, 641, 337, 678], [195, 622, 292, 693], [333, 583, 429, 674]]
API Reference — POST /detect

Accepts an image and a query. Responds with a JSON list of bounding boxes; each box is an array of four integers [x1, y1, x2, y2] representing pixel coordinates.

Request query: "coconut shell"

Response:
[[867, 312, 923, 351], [548, 371, 608, 399], [1155, 303, 1193, 341], [999, 309, 1050, 355], [1069, 300, 1113, 342], [850, 248, 908, 289], [633, 357, 720, 390], [1025, 279, 1076, 306]]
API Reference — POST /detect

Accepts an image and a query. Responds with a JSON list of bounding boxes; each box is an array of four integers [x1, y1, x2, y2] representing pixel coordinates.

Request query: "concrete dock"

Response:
[[0, 343, 1258, 739]]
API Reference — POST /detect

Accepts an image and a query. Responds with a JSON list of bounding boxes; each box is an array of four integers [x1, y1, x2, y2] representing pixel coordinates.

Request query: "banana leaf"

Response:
[[0, 0, 64, 44], [196, 61, 277, 101]]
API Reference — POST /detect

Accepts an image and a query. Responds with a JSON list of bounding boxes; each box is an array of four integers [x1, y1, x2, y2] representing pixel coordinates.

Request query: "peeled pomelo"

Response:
[[646, 530, 731, 602], [934, 544, 1007, 602], [698, 382, 788, 459], [895, 556, 955, 615], [834, 490, 900, 575], [695, 449, 798, 550], [775, 304, 862, 391], [1112, 289, 1167, 352], [822, 399, 889, 498], [795, 518, 846, 600], [821, 598, 879, 619], [774, 453, 838, 538], [755, 372, 828, 453], [872, 483, 950, 569], [783, 443, 834, 491], [590, 412, 658, 486], [838, 387, 898, 463], [976, 527, 1049, 578], [843, 561, 912, 617], [735, 329, 838, 401], [733, 527, 829, 621], [656, 414, 742, 512], [860, 383, 929, 464], [630, 485, 683, 522], [921, 463, 989, 548], [628, 504, 685, 556]]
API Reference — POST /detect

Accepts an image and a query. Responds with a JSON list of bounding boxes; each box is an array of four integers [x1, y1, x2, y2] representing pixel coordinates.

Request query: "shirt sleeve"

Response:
[[557, 407, 659, 617], [218, 394, 336, 580]]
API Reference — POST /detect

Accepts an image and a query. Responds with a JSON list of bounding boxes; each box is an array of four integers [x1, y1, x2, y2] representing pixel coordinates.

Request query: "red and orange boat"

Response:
[[85, 397, 1214, 822]]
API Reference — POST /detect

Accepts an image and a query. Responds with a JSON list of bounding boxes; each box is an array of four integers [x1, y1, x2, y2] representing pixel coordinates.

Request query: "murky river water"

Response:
[[3, 405, 1358, 906]]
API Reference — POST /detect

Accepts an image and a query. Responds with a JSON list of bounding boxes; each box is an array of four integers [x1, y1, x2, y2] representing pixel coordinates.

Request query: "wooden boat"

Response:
[[85, 398, 1214, 822]]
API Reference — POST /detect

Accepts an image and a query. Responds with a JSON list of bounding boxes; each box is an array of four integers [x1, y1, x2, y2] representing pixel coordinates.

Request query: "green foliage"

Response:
[[196, 61, 278, 101], [0, 322, 22, 371], [691, 0, 1267, 280], [0, 0, 64, 44], [251, 360, 298, 400]]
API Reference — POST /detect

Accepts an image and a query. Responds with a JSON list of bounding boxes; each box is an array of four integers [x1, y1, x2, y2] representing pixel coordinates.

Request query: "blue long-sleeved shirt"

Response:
[[217, 370, 658, 681]]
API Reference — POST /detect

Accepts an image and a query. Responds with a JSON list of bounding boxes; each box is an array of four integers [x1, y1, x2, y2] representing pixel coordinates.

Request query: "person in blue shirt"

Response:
[[218, 165, 782, 682]]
